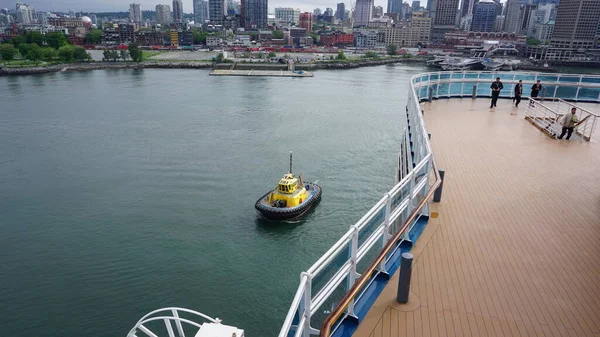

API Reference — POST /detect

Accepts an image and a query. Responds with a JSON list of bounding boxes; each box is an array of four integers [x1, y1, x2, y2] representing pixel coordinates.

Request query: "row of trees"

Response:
[[0, 43, 90, 62], [10, 31, 70, 49], [102, 44, 143, 62]]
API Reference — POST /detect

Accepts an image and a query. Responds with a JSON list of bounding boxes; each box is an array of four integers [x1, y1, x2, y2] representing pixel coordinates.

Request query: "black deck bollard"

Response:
[[396, 252, 414, 304], [433, 169, 445, 202], [428, 86, 434, 102], [428, 133, 431, 140], [472, 85, 477, 99]]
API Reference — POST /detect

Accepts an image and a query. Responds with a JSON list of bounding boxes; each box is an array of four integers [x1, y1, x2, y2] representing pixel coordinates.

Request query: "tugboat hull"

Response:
[[255, 183, 322, 220]]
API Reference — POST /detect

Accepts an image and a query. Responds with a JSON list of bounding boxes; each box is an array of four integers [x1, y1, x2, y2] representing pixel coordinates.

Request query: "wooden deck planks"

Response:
[[353, 98, 600, 337]]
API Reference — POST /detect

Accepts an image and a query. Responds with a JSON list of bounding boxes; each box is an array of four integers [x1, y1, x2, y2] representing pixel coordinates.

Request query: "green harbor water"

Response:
[[0, 65, 425, 337]]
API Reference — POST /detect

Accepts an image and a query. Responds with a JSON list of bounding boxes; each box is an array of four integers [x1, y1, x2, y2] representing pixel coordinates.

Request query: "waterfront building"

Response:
[[299, 12, 312, 33], [354, 0, 374, 27], [353, 29, 383, 48], [274, 7, 300, 24], [173, 0, 184, 23], [313, 8, 321, 17], [430, 0, 460, 40], [102, 24, 119, 45], [319, 31, 354, 46], [336, 3, 345, 21], [472, 0, 500, 32], [129, 3, 142, 23], [135, 30, 165, 45], [118, 23, 136, 44], [385, 12, 431, 47], [551, 0, 600, 50], [156, 4, 171, 25]]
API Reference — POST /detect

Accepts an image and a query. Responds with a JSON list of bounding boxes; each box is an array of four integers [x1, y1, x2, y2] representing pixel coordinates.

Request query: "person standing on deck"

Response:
[[557, 107, 579, 140], [490, 77, 504, 109], [530, 80, 543, 106], [514, 80, 523, 107]]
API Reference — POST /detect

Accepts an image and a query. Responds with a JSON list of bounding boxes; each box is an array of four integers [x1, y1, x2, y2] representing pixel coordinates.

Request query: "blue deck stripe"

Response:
[[330, 215, 430, 337]]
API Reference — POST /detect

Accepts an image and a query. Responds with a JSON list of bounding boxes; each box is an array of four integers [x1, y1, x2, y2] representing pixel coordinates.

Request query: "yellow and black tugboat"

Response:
[[255, 152, 322, 220]]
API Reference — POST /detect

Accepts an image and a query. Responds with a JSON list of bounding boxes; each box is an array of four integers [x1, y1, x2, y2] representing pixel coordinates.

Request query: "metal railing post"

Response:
[[379, 193, 392, 274], [472, 84, 477, 99], [300, 272, 313, 337], [347, 227, 359, 317], [433, 169, 445, 202]]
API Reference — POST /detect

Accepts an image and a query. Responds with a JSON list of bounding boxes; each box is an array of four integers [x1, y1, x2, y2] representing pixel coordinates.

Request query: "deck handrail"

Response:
[[277, 71, 600, 337], [318, 161, 441, 337]]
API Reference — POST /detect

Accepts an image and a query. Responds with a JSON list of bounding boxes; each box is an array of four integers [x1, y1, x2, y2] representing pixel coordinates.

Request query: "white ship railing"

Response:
[[410, 71, 600, 102], [127, 307, 221, 337], [279, 71, 600, 337]]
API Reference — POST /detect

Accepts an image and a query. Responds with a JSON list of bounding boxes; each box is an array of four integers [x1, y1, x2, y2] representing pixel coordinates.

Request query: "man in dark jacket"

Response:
[[514, 80, 523, 107], [530, 80, 543, 106], [490, 77, 503, 108]]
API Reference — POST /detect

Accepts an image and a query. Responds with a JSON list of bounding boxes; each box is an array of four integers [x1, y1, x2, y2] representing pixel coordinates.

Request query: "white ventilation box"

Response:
[[195, 323, 244, 337]]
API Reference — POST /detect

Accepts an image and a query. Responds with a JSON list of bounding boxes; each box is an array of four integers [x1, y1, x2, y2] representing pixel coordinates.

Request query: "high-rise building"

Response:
[[430, 0, 460, 39], [274, 7, 300, 24], [173, 0, 183, 22], [90, 14, 97, 24], [527, 3, 555, 37], [471, 0, 499, 32], [355, 0, 374, 26], [551, 0, 600, 49], [16, 3, 33, 24], [209, 0, 227, 24], [242, 0, 267, 28], [336, 3, 345, 21], [494, 15, 505, 31], [402, 2, 411, 19], [299, 12, 312, 32], [156, 4, 172, 24], [503, 0, 521, 33], [129, 3, 142, 23], [313, 8, 322, 16], [373, 6, 384, 18], [461, 0, 472, 18], [385, 11, 431, 46], [516, 4, 534, 34], [387, 0, 402, 14], [412, 1, 420, 11], [0, 13, 12, 24], [193, 0, 207, 23]]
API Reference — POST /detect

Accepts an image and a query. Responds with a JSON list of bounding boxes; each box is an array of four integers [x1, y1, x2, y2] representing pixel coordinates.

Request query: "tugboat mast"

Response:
[[289, 151, 293, 174]]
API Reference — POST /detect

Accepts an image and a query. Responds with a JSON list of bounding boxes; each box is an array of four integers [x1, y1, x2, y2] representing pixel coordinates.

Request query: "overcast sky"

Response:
[[0, 0, 504, 16]]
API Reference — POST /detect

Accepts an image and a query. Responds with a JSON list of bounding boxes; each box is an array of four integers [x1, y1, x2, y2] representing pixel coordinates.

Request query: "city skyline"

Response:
[[0, 0, 506, 15]]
